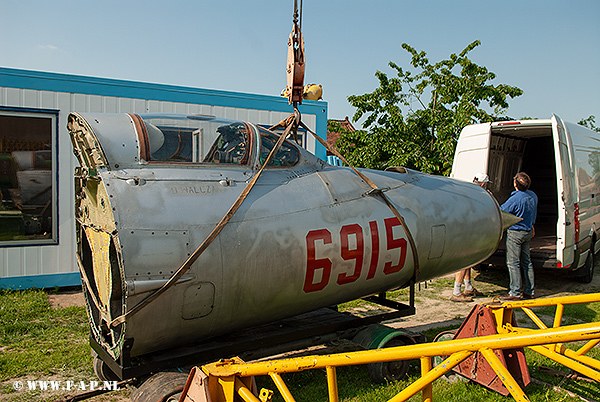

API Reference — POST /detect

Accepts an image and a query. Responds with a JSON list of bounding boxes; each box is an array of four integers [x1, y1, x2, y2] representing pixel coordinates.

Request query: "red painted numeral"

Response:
[[304, 218, 408, 293], [337, 224, 364, 285], [383, 217, 408, 274], [304, 229, 333, 293], [367, 221, 379, 280]]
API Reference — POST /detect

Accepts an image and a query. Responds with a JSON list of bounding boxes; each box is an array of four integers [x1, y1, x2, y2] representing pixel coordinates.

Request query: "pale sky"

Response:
[[1, 0, 598, 127]]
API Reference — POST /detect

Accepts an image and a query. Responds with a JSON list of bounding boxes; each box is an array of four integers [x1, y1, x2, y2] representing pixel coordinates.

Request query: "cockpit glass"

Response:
[[139, 114, 250, 164], [258, 127, 300, 167]]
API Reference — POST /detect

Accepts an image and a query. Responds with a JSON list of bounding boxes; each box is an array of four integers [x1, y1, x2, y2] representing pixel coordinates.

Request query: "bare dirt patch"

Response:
[[47, 289, 85, 309], [389, 260, 600, 335], [18, 261, 598, 401]]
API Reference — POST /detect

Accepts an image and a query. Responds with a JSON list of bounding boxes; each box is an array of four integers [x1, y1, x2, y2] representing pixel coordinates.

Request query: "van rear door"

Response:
[[552, 114, 577, 268], [451, 123, 491, 181]]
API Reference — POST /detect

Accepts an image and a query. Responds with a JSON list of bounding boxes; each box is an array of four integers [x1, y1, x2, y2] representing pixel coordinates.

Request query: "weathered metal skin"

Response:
[[68, 113, 504, 361]]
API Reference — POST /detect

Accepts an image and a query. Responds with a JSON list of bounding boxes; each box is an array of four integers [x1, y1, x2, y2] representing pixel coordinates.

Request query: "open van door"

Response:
[[451, 123, 492, 181], [552, 114, 577, 268]]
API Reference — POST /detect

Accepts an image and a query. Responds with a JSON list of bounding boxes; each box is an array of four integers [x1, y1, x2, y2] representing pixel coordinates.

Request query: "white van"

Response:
[[451, 115, 600, 282]]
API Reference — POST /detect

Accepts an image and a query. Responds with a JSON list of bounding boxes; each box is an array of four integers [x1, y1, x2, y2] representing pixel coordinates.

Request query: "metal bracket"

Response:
[[365, 187, 390, 197]]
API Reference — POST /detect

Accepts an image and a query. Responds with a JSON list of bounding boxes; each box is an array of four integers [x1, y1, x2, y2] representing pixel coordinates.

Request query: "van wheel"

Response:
[[575, 251, 594, 284]]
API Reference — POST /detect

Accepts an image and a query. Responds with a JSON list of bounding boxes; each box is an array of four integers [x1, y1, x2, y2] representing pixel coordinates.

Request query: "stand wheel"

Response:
[[431, 330, 457, 368], [353, 324, 417, 384], [130, 371, 189, 402], [93, 356, 120, 382], [367, 337, 411, 383]]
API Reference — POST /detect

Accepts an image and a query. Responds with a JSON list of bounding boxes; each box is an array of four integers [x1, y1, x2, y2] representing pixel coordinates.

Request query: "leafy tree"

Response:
[[579, 115, 599, 133], [334, 40, 523, 175]]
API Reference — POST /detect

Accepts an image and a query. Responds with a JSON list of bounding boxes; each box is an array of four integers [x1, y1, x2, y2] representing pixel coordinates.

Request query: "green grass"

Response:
[[253, 325, 600, 402], [0, 289, 130, 401], [0, 289, 92, 381], [1, 286, 599, 402], [254, 291, 600, 402]]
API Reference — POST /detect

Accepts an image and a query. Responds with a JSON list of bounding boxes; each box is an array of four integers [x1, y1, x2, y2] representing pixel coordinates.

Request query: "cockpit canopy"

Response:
[[68, 113, 302, 171], [139, 115, 252, 164]]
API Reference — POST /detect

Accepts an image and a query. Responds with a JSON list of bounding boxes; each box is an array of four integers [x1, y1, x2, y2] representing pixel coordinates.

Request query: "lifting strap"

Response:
[[109, 111, 301, 328], [297, 119, 420, 280], [108, 0, 417, 325], [109, 109, 420, 327]]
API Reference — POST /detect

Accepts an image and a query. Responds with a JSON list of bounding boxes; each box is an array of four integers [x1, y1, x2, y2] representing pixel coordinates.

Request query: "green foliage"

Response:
[[336, 40, 523, 175], [579, 115, 600, 133]]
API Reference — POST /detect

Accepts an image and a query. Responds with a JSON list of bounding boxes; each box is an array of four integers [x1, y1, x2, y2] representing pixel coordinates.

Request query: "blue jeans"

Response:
[[506, 229, 535, 297]]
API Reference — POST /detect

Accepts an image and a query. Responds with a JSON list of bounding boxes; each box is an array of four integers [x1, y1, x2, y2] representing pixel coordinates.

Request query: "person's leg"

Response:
[[505, 230, 523, 297], [451, 268, 472, 302], [464, 269, 471, 281], [454, 269, 467, 295], [520, 231, 535, 297], [463, 267, 484, 296], [463, 268, 473, 291]]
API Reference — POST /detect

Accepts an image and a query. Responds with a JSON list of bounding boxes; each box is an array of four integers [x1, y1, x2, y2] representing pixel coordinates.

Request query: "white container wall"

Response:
[[0, 67, 327, 289]]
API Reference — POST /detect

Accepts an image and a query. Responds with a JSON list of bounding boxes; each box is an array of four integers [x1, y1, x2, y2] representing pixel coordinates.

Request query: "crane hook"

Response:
[[286, 0, 305, 105]]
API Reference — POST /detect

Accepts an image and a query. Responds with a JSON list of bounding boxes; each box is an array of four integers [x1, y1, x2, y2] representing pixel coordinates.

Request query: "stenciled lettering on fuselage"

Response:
[[169, 186, 216, 195], [304, 217, 407, 293]]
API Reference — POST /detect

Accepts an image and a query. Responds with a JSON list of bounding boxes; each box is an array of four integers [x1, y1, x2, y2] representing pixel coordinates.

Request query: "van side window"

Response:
[[258, 127, 300, 167]]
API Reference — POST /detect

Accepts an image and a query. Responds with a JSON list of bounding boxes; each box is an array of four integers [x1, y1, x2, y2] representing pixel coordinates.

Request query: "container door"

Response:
[[552, 114, 576, 268], [450, 123, 491, 181]]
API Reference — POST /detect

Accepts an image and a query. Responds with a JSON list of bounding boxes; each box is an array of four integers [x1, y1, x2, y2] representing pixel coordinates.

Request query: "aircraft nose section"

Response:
[[501, 210, 522, 232]]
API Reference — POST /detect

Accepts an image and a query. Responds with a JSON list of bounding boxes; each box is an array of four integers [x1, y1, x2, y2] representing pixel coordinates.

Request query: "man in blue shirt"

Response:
[[499, 172, 538, 300]]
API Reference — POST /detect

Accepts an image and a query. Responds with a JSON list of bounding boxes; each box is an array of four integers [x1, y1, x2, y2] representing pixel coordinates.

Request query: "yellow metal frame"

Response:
[[181, 293, 600, 402]]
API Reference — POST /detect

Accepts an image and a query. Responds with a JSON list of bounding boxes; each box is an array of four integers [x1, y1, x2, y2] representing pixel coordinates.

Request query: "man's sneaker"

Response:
[[450, 293, 473, 302], [521, 293, 535, 300], [464, 288, 484, 297]]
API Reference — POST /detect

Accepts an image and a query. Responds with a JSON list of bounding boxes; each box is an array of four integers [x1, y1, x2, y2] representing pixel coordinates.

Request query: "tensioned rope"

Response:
[[108, 110, 419, 328], [297, 119, 420, 280], [109, 111, 301, 328], [106, 0, 419, 331]]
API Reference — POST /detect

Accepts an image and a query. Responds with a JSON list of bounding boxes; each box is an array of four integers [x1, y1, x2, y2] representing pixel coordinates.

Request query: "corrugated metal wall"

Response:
[[0, 69, 324, 288]]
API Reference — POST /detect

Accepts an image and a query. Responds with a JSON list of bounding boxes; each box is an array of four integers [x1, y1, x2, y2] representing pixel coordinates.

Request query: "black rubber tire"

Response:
[[367, 338, 410, 384], [129, 371, 189, 402], [575, 251, 594, 284], [92, 356, 120, 383], [432, 330, 457, 368]]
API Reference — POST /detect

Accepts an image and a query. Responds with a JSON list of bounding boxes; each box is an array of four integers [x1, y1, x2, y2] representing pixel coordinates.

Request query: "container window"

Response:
[[0, 109, 57, 245]]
